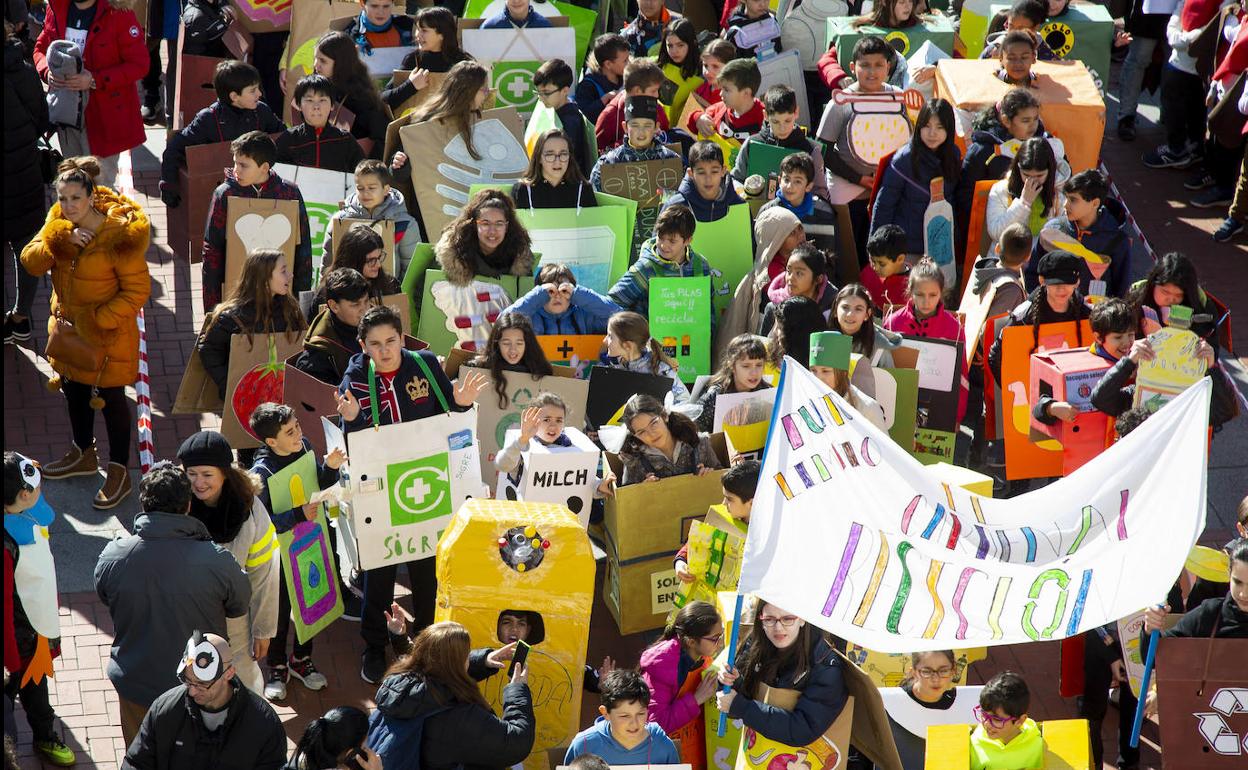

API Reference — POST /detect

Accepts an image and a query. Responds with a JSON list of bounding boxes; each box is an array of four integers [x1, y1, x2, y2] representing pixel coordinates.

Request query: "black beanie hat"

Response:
[[624, 95, 660, 123], [176, 431, 234, 469]]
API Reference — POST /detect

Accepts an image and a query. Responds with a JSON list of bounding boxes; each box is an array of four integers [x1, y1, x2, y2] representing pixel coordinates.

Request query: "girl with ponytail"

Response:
[[287, 706, 379, 769], [639, 601, 724, 768], [604, 311, 689, 403], [617, 394, 722, 486]]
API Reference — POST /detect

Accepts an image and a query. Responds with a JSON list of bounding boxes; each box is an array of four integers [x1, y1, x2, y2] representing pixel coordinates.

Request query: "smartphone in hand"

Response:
[[508, 640, 531, 677]]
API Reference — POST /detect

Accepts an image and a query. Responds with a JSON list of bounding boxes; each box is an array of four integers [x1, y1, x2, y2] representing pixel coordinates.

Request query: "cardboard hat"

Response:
[[1037, 250, 1082, 286], [624, 95, 660, 123], [809, 331, 852, 370], [176, 631, 233, 681]]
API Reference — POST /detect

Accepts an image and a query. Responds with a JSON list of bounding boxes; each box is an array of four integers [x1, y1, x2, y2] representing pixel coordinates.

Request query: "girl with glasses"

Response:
[[639, 600, 724, 769], [616, 393, 720, 486], [880, 650, 983, 769], [714, 601, 849, 751], [319, 222, 402, 307], [512, 129, 600, 211], [435, 188, 534, 290]]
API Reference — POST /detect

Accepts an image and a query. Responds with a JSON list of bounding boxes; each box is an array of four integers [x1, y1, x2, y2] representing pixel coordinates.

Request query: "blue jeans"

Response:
[[1116, 35, 1158, 121]]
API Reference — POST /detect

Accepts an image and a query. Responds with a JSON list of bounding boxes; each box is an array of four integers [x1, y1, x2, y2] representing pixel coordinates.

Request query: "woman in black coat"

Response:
[[4, 31, 49, 344]]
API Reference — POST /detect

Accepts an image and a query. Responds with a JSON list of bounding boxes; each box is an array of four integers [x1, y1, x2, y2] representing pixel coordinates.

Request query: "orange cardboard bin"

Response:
[[1029, 348, 1111, 475], [934, 59, 1105, 173]]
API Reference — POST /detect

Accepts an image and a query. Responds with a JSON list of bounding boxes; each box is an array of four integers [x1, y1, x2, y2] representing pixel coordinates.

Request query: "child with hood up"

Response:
[[717, 207, 805, 360]]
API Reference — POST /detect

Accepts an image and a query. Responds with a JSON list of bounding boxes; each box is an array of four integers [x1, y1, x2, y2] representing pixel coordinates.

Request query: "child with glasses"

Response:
[[321, 160, 422, 280], [715, 602, 849, 749], [512, 129, 599, 211], [639, 601, 724, 768], [883, 650, 980, 769], [616, 393, 720, 485], [970, 671, 1043, 770], [531, 61, 596, 178]]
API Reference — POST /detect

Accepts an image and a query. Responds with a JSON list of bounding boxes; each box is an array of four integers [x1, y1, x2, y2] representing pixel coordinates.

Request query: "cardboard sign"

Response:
[[169, 140, 235, 262], [388, 70, 448, 119], [280, 0, 360, 123], [897, 335, 962, 463], [604, 556, 684, 635], [1029, 348, 1111, 475], [330, 218, 397, 275], [221, 332, 305, 448], [598, 158, 685, 209], [463, 366, 590, 488], [277, 509, 345, 644], [877, 366, 919, 455], [537, 335, 603, 377], [345, 409, 487, 569], [744, 141, 796, 180], [223, 197, 300, 301], [266, 450, 320, 516], [359, 45, 416, 79], [416, 269, 534, 354], [272, 163, 351, 270], [1134, 326, 1208, 412], [998, 321, 1092, 480], [230, 0, 294, 33], [649, 277, 713, 384], [736, 686, 853, 770], [174, 319, 226, 414], [495, 427, 601, 527], [398, 107, 527, 240], [1155, 638, 1248, 768], [986, 2, 1115, 94], [518, 204, 629, 296], [460, 26, 576, 117], [585, 366, 675, 428], [672, 517, 745, 615], [689, 204, 752, 320], [757, 49, 812, 128], [465, 0, 598, 70], [713, 389, 776, 458], [172, 38, 224, 131], [436, 500, 595, 770], [935, 59, 1105, 173], [780, 0, 850, 69], [826, 14, 956, 63]]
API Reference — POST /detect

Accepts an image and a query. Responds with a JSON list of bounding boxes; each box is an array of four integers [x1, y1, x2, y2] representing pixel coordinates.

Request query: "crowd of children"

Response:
[[4, 0, 1248, 767]]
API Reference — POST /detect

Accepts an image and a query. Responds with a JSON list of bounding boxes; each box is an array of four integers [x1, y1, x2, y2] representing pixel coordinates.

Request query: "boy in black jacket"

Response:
[[534, 59, 594, 177], [294, 268, 370, 385], [160, 60, 285, 208], [248, 403, 347, 702], [276, 75, 366, 173], [334, 305, 488, 685]]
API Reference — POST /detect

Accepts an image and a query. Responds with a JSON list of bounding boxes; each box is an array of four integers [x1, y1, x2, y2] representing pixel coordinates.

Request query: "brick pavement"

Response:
[[3, 95, 1238, 770]]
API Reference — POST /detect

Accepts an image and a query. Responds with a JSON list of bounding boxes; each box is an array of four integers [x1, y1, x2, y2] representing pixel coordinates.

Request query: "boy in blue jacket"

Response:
[[661, 141, 745, 223], [1029, 170, 1132, 300], [564, 669, 680, 764], [160, 60, 285, 208], [504, 264, 621, 336], [248, 403, 346, 702]]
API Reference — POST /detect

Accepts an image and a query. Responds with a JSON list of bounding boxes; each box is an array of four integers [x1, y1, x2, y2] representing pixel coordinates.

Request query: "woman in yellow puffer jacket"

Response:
[[21, 156, 151, 509]]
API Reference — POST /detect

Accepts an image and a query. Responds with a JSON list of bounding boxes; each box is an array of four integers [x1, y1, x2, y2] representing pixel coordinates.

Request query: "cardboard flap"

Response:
[[174, 318, 226, 414], [220, 332, 305, 448], [835, 650, 904, 770]]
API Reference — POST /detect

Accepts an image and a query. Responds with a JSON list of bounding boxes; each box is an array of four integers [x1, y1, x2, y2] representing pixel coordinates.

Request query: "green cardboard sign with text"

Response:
[[648, 277, 712, 384]]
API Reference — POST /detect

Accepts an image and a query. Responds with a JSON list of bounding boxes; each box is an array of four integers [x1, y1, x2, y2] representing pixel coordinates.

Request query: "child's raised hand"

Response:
[[325, 447, 347, 470], [301, 502, 320, 521], [519, 406, 542, 442], [599, 656, 616, 678], [336, 389, 361, 421], [384, 601, 409, 636], [453, 370, 489, 406], [912, 65, 936, 84]]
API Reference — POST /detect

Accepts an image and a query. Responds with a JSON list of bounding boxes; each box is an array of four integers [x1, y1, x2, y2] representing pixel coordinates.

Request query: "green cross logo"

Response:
[[493, 65, 538, 108], [386, 453, 451, 526]]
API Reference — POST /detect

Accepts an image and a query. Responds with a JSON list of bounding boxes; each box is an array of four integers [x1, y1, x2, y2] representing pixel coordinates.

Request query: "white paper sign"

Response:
[[899, 336, 959, 393], [495, 427, 601, 527], [345, 409, 489, 569], [737, 359, 1211, 652]]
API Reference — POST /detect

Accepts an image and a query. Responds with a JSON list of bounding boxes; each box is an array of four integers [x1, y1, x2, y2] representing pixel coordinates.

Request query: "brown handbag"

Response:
[[44, 254, 106, 373]]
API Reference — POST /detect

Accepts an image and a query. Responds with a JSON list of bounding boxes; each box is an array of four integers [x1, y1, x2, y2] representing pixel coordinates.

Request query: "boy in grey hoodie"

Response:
[[321, 159, 422, 277]]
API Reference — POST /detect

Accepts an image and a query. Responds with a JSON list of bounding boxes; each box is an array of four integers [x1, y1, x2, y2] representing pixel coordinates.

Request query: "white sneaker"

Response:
[[264, 666, 288, 701]]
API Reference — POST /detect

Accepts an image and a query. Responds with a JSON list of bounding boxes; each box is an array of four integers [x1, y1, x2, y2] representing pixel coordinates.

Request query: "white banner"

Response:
[[738, 358, 1210, 653]]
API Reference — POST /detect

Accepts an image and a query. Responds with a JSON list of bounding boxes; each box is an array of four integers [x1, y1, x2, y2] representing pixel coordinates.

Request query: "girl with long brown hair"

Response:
[[604, 311, 689, 403], [370, 619, 535, 768], [389, 60, 491, 179], [469, 312, 554, 409], [434, 188, 534, 288], [383, 7, 473, 113], [313, 31, 392, 157], [617, 394, 722, 486], [696, 334, 770, 432], [511, 129, 598, 210], [639, 600, 723, 765], [197, 249, 307, 400]]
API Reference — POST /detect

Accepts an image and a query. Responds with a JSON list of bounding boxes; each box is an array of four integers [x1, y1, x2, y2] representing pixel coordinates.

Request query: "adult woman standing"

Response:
[[368, 620, 535, 770], [21, 157, 151, 509], [175, 430, 280, 696], [639, 601, 723, 770], [4, 20, 49, 344], [32, 0, 147, 188]]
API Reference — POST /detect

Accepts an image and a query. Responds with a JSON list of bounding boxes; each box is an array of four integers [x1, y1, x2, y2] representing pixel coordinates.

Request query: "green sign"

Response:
[[266, 451, 319, 516], [464, 0, 597, 73], [991, 3, 1114, 94], [386, 452, 452, 526], [277, 510, 344, 644], [826, 14, 956, 62], [519, 204, 633, 295], [491, 60, 542, 116], [879, 366, 919, 454], [689, 204, 752, 320], [648, 276, 712, 384]]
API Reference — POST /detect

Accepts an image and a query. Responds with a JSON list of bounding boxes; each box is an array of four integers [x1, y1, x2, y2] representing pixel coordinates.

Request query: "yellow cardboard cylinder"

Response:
[[435, 500, 594, 770]]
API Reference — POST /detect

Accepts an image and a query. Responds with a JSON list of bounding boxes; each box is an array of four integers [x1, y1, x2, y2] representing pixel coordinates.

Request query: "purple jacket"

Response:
[[639, 637, 701, 734]]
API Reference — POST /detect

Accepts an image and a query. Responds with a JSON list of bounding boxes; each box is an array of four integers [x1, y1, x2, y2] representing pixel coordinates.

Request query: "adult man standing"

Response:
[[121, 631, 287, 769], [94, 462, 251, 746]]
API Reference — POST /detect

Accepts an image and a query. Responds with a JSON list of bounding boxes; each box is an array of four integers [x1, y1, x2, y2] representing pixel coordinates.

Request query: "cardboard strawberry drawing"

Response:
[[221, 333, 305, 448]]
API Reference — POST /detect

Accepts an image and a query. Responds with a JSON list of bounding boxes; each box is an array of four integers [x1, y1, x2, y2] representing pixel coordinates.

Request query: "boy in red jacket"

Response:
[[595, 60, 671, 151], [860, 224, 910, 310], [687, 57, 764, 166]]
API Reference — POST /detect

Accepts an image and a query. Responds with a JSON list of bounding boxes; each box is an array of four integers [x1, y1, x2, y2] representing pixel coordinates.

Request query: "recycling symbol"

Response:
[[1195, 687, 1248, 755]]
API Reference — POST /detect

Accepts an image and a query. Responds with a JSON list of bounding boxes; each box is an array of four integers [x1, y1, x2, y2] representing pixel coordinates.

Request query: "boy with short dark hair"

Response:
[[732, 84, 830, 204], [608, 204, 719, 318], [674, 459, 759, 582], [248, 403, 347, 702], [969, 221, 1030, 321], [534, 59, 595, 176], [724, 0, 781, 59], [758, 152, 837, 252], [276, 74, 366, 173], [576, 34, 631, 125], [323, 159, 422, 276], [503, 263, 621, 335], [201, 131, 313, 312], [564, 669, 680, 764], [817, 36, 906, 263], [662, 141, 745, 222], [622, 0, 679, 57], [970, 671, 1043, 770], [1030, 169, 1131, 299], [687, 57, 764, 164], [160, 60, 285, 208], [595, 60, 672, 151], [981, 0, 1058, 60], [1034, 297, 1136, 426], [294, 268, 371, 385], [860, 223, 911, 309]]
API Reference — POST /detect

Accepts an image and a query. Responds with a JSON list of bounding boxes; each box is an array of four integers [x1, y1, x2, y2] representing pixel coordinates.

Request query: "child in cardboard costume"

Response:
[[434, 499, 595, 770]]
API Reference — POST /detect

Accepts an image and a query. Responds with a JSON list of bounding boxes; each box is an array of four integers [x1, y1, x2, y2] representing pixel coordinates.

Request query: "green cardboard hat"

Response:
[[809, 331, 851, 370]]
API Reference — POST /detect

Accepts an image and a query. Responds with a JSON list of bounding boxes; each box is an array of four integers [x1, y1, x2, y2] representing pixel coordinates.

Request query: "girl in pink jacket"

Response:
[[638, 601, 724, 770], [884, 258, 969, 424]]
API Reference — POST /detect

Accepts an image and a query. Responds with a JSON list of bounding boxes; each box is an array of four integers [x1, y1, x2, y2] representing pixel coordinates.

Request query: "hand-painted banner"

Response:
[[737, 357, 1211, 653]]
